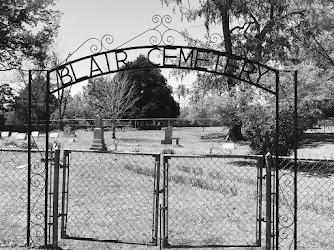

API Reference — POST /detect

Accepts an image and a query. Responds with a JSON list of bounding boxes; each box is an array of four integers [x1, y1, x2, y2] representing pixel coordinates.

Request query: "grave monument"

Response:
[[90, 115, 107, 151]]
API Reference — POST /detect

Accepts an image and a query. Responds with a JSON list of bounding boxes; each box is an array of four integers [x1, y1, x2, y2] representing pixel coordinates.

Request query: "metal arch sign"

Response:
[[49, 45, 278, 95]]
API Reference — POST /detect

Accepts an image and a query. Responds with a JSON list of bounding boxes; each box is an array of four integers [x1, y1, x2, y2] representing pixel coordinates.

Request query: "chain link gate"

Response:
[[52, 150, 161, 247], [161, 154, 269, 248]]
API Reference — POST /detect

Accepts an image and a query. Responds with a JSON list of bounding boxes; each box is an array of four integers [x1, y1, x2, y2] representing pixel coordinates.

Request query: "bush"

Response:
[[4, 139, 19, 147], [244, 104, 322, 156], [18, 140, 38, 149]]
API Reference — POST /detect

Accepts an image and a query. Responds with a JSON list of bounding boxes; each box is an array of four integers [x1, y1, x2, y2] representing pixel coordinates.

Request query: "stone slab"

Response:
[[16, 133, 27, 140], [31, 131, 39, 137], [50, 132, 59, 138], [222, 142, 236, 150], [1, 131, 9, 138], [11, 132, 19, 138]]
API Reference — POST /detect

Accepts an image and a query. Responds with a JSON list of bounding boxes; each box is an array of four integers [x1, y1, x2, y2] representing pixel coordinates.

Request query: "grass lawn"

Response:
[[0, 127, 334, 249]]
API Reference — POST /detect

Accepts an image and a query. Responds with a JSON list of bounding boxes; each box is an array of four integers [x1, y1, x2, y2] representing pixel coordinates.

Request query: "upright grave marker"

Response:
[[90, 115, 107, 151], [11, 132, 19, 138], [161, 126, 173, 144], [16, 133, 27, 140], [64, 125, 72, 137], [1, 131, 10, 138]]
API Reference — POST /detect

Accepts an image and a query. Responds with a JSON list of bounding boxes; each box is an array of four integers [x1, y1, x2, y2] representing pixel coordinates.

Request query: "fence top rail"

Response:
[[0, 148, 45, 153], [163, 154, 263, 160], [278, 156, 334, 163], [64, 148, 161, 157]]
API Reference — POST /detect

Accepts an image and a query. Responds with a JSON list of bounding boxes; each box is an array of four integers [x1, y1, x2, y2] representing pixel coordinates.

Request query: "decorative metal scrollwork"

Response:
[[277, 165, 296, 249], [62, 34, 114, 63], [29, 160, 46, 246], [115, 14, 183, 48], [149, 15, 175, 46], [209, 33, 223, 45]]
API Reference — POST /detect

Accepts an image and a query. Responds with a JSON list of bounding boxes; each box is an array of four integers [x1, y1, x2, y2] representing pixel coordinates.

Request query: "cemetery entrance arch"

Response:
[[27, 15, 298, 249]]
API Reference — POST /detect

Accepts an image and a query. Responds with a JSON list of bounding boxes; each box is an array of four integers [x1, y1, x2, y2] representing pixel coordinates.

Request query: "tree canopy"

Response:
[[160, 0, 334, 154], [0, 0, 61, 71], [0, 82, 14, 112], [120, 55, 180, 119], [65, 55, 180, 121]]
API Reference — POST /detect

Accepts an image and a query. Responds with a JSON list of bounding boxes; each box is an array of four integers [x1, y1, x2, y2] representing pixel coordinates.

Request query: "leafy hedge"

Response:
[[244, 104, 322, 156]]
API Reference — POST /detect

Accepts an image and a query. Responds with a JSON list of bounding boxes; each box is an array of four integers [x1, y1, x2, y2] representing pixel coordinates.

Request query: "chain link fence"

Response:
[[277, 157, 334, 249], [162, 155, 264, 248], [59, 150, 160, 246], [1, 147, 334, 249], [0, 148, 46, 248]]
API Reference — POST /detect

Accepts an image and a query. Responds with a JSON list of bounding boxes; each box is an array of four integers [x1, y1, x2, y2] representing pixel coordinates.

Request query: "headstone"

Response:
[[161, 126, 173, 144], [67, 138, 75, 143], [222, 142, 236, 150], [11, 132, 19, 138], [90, 115, 107, 151], [1, 131, 10, 138], [50, 132, 59, 138], [31, 131, 39, 137], [64, 125, 71, 137], [16, 133, 27, 140]]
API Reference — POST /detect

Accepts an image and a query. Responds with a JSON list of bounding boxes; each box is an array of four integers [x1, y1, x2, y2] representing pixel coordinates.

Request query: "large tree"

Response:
[[0, 83, 14, 112], [86, 73, 139, 139], [122, 55, 180, 119], [161, 0, 334, 141], [11, 72, 58, 125], [0, 0, 60, 71]]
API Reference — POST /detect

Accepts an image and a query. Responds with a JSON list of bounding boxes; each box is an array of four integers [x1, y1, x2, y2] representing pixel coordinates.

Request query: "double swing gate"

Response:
[[47, 150, 272, 249]]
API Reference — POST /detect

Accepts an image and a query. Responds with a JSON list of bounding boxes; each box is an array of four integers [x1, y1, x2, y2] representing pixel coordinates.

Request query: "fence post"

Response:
[[265, 152, 273, 250], [161, 155, 169, 248], [152, 154, 160, 245], [52, 149, 60, 249], [61, 150, 70, 238]]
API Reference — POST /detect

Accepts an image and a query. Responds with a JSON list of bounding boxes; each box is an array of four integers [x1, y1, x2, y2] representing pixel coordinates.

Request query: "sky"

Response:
[[54, 0, 202, 94]]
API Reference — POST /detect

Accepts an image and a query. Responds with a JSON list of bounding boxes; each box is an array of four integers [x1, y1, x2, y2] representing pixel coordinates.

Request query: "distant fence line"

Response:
[[1, 118, 223, 132], [3, 117, 334, 133], [316, 119, 334, 133]]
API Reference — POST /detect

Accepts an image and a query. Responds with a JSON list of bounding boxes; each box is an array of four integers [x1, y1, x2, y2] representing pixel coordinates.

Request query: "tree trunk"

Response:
[[112, 124, 116, 139], [226, 124, 244, 141]]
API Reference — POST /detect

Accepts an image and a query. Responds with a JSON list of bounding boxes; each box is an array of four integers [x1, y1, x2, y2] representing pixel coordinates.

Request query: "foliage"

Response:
[[10, 72, 57, 125], [86, 72, 140, 138], [87, 73, 139, 118], [161, 0, 334, 145], [161, 147, 176, 154], [4, 139, 19, 148], [244, 102, 323, 156], [64, 91, 94, 120], [18, 140, 38, 149], [0, 0, 61, 70], [119, 55, 180, 118], [0, 83, 15, 112]]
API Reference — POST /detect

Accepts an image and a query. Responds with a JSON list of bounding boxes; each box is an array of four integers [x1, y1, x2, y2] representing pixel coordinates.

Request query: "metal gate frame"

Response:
[[161, 154, 268, 249], [26, 16, 299, 248], [50, 150, 161, 247], [25, 70, 299, 250]]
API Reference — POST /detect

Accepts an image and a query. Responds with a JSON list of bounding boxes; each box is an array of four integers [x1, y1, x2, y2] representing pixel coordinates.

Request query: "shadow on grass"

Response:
[[117, 138, 152, 143], [300, 133, 334, 148]]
